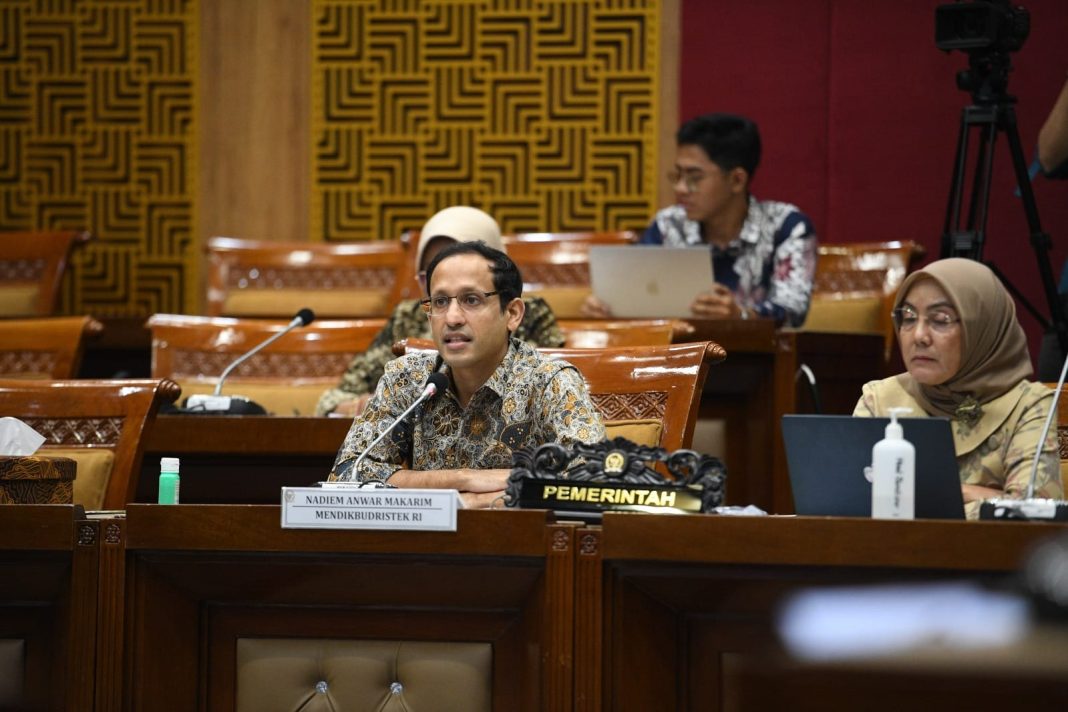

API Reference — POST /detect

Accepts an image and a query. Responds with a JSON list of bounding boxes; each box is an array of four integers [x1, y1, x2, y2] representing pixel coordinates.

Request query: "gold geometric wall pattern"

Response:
[[312, 0, 660, 242], [0, 0, 197, 316]]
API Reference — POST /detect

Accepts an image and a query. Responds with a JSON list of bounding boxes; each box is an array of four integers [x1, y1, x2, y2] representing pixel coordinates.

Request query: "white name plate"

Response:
[[281, 487, 459, 531]]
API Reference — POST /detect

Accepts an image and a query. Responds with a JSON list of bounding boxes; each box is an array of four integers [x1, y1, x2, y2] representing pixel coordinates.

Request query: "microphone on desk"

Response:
[[181, 308, 316, 416], [979, 345, 1068, 521], [330, 371, 449, 484]]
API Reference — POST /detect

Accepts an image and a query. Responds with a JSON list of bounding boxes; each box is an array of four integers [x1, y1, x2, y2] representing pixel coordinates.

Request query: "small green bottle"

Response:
[[158, 457, 180, 505]]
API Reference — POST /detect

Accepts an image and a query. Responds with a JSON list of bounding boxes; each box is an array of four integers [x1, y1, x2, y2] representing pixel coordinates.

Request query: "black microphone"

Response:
[[332, 372, 449, 484], [182, 308, 316, 415]]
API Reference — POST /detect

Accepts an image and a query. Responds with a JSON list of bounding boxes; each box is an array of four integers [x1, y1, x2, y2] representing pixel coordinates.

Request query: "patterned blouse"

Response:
[[316, 295, 565, 415], [640, 196, 818, 327], [854, 377, 1063, 519], [330, 338, 605, 483]]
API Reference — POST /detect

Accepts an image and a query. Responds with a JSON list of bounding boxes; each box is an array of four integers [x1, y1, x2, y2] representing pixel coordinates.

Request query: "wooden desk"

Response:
[[119, 505, 578, 712], [577, 513, 1068, 712], [6, 504, 1065, 711], [684, 319, 885, 512], [140, 415, 351, 503], [0, 505, 100, 711]]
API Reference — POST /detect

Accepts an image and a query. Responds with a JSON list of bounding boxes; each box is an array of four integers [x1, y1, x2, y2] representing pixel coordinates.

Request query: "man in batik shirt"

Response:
[[584, 113, 817, 327], [316, 205, 564, 416], [330, 241, 604, 508]]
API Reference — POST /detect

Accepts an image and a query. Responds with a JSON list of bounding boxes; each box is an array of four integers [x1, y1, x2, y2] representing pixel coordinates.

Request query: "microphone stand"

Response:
[[184, 309, 314, 415], [212, 313, 307, 397], [979, 350, 1068, 521], [325, 374, 447, 487]]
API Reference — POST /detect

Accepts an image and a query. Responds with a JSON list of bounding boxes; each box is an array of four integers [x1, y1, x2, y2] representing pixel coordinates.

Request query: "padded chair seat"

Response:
[[237, 638, 490, 712], [603, 418, 663, 447], [0, 285, 39, 317], [801, 295, 883, 335], [44, 448, 116, 510]]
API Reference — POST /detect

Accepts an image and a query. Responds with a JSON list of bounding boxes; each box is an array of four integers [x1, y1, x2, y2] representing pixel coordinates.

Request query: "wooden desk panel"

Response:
[[140, 415, 351, 503], [122, 505, 577, 712], [583, 513, 1067, 712], [684, 320, 884, 512], [0, 505, 98, 712]]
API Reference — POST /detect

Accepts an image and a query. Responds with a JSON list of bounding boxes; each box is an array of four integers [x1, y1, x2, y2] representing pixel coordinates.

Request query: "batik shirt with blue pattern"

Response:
[[641, 196, 818, 327]]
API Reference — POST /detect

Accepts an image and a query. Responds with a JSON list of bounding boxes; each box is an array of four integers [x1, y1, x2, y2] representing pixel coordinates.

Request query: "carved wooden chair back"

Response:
[[557, 318, 695, 348], [803, 240, 925, 360], [396, 230, 640, 309], [0, 378, 180, 509], [502, 232, 638, 319], [148, 314, 386, 416], [392, 338, 725, 450], [0, 316, 103, 379], [205, 236, 406, 318], [0, 230, 91, 316]]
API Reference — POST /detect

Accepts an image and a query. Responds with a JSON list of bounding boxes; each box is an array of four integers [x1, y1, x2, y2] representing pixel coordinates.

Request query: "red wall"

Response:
[[679, 0, 1068, 363]]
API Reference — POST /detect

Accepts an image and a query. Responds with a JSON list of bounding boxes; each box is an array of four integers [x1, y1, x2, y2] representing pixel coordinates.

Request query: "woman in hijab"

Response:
[[854, 258, 1063, 519]]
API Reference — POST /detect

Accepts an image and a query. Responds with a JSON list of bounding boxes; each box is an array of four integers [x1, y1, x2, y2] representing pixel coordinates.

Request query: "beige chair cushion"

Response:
[[44, 448, 115, 510], [178, 381, 330, 416], [801, 295, 883, 334], [0, 285, 40, 317], [526, 286, 591, 319], [223, 289, 390, 318], [237, 638, 490, 712], [604, 418, 663, 447], [0, 639, 23, 707]]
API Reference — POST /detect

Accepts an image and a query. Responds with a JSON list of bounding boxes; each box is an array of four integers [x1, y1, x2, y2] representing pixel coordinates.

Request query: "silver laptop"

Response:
[[588, 245, 713, 318]]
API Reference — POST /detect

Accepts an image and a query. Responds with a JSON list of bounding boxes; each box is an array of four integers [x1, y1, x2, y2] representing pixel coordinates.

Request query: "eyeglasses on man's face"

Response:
[[667, 168, 707, 194], [421, 291, 500, 316], [891, 305, 960, 333]]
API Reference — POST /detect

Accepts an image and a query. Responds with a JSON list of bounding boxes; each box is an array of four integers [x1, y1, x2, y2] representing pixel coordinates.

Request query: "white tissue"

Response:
[[0, 417, 46, 457]]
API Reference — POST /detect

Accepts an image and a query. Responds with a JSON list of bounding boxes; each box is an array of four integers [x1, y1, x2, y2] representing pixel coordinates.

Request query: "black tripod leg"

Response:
[[1002, 106, 1068, 356]]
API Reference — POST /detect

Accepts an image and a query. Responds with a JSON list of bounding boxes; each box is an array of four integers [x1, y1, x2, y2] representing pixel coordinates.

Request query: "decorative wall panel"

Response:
[[0, 0, 197, 316], [312, 0, 660, 242]]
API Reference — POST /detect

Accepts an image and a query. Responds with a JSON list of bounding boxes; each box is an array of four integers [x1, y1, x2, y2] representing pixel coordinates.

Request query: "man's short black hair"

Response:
[[677, 113, 761, 181], [425, 240, 523, 310]]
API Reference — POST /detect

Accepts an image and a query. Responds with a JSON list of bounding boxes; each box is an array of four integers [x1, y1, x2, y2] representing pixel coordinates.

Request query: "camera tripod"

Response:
[[940, 79, 1068, 372]]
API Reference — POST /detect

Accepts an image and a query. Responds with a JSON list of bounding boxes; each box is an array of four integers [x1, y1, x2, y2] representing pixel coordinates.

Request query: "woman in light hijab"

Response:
[[854, 258, 1063, 519]]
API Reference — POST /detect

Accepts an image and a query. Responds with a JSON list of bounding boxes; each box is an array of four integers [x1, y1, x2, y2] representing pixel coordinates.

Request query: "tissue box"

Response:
[[0, 455, 76, 504]]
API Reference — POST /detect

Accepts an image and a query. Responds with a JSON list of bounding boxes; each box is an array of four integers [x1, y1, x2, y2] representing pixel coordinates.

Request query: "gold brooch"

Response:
[[954, 396, 983, 428]]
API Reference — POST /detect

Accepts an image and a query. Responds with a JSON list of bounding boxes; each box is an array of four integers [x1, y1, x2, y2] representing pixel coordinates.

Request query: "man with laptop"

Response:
[[585, 113, 818, 327]]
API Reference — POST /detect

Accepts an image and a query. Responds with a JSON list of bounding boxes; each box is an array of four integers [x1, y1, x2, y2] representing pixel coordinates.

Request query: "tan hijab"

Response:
[[894, 258, 1031, 420]]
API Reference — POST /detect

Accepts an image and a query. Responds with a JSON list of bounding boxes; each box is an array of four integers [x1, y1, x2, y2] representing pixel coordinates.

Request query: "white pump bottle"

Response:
[[871, 407, 915, 519]]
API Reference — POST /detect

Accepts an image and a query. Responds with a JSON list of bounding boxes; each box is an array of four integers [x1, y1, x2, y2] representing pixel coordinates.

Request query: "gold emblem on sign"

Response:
[[604, 451, 626, 473]]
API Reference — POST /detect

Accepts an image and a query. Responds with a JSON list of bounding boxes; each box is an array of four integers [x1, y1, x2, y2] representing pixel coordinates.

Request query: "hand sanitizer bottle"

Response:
[[871, 407, 914, 519], [158, 457, 180, 505]]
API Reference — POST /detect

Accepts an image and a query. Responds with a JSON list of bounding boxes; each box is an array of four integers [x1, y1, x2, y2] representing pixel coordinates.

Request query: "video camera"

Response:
[[935, 0, 1030, 54], [935, 1, 1030, 101]]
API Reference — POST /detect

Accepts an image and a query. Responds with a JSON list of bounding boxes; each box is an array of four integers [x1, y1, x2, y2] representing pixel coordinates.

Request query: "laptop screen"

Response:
[[589, 245, 713, 318], [782, 415, 965, 520]]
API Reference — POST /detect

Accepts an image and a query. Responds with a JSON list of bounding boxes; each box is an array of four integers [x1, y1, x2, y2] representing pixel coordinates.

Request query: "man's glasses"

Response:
[[421, 291, 500, 316], [891, 305, 961, 333], [667, 169, 706, 194]]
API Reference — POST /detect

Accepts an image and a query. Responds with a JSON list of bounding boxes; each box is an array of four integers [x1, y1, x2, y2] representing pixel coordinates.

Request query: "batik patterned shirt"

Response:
[[330, 338, 605, 482], [854, 377, 1063, 519], [640, 196, 818, 327], [316, 295, 564, 415]]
